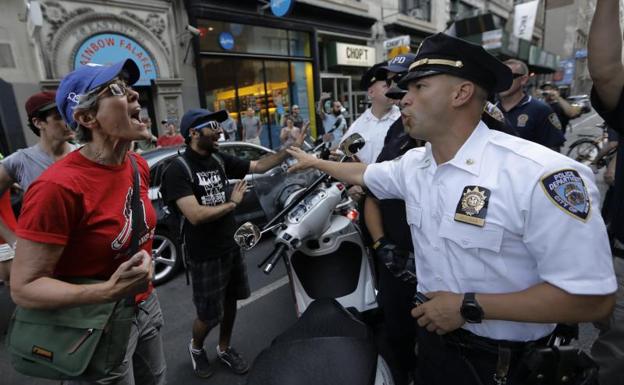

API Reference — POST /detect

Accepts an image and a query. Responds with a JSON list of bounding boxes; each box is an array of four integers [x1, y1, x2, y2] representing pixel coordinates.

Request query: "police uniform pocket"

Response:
[[438, 216, 505, 283], [405, 205, 423, 228], [438, 215, 503, 252]]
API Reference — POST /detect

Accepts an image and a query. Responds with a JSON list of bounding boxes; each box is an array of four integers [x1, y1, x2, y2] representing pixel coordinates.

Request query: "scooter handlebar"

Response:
[[262, 243, 288, 275]]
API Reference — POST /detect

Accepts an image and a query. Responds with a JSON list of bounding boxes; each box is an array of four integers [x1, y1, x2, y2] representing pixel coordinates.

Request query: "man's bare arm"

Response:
[[589, 0, 624, 110], [286, 147, 367, 186]]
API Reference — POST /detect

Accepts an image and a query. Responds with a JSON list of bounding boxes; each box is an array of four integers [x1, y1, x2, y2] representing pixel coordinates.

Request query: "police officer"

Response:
[[287, 33, 616, 385], [362, 53, 420, 385], [497, 59, 565, 151]]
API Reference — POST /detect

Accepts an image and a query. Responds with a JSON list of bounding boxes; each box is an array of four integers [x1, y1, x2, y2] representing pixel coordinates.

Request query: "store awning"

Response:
[[462, 30, 559, 74]]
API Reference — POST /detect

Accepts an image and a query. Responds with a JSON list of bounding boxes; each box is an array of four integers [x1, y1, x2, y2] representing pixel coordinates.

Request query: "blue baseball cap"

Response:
[[381, 53, 418, 74], [56, 59, 140, 128], [180, 108, 229, 138]]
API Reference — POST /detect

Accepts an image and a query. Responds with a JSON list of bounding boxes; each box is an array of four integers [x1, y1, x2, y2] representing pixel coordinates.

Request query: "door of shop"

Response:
[[320, 73, 354, 124]]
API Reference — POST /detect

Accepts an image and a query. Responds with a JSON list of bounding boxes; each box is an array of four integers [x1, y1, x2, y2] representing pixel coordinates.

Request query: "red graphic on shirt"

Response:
[[111, 186, 148, 252]]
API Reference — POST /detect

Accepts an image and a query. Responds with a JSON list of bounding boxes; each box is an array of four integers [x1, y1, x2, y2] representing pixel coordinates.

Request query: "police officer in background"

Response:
[[497, 59, 565, 151], [287, 33, 616, 385], [362, 53, 420, 385]]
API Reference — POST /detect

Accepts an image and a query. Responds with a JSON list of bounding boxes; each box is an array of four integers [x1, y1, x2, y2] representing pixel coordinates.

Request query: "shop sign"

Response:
[[329, 43, 376, 67], [270, 0, 295, 17], [482, 29, 503, 50], [513, 0, 539, 40], [219, 32, 235, 50], [383, 35, 410, 59], [556, 58, 575, 85], [74, 33, 156, 86]]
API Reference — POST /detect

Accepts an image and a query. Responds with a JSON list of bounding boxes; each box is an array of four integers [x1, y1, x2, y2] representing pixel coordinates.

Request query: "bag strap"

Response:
[[128, 154, 145, 256], [211, 153, 227, 179], [174, 155, 194, 183]]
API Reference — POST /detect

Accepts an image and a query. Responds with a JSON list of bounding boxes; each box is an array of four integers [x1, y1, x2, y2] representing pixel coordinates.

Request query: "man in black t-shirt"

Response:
[[162, 108, 306, 378], [588, 2, 624, 384]]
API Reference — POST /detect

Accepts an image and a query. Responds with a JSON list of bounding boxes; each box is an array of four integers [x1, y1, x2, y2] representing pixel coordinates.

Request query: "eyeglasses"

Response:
[[194, 120, 221, 131], [512, 73, 525, 79], [82, 81, 130, 103]]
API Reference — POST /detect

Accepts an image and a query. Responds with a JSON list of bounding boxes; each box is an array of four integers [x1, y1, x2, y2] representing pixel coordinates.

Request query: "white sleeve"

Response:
[[523, 166, 617, 295], [363, 159, 404, 200]]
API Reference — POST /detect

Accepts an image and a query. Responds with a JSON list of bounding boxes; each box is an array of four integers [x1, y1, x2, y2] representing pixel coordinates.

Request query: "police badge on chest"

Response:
[[454, 186, 491, 227]]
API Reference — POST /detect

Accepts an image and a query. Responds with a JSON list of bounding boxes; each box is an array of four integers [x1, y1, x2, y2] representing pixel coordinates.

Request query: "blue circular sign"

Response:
[[219, 32, 235, 51], [74, 34, 157, 86], [270, 0, 294, 17]]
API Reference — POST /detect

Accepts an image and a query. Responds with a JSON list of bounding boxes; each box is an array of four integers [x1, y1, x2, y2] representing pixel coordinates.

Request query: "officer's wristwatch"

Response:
[[460, 292, 484, 323]]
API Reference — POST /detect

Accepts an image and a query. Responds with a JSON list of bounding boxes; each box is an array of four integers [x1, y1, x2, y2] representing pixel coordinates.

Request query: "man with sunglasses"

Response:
[[497, 59, 564, 151], [0, 91, 77, 283], [340, 62, 401, 165], [162, 108, 307, 378]]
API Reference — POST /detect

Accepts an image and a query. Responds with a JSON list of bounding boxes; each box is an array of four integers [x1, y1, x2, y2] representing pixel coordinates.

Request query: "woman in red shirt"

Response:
[[10, 59, 166, 384]]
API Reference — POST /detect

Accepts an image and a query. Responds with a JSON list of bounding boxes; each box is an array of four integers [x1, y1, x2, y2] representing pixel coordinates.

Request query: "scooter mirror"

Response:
[[339, 133, 366, 157], [234, 222, 262, 250]]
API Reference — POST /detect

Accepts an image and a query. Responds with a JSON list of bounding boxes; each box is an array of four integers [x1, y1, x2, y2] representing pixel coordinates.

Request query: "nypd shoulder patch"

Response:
[[540, 169, 590, 222], [548, 113, 562, 130]]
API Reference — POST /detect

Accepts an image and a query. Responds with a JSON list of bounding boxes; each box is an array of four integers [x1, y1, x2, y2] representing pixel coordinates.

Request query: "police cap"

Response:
[[398, 33, 512, 93], [360, 62, 388, 91]]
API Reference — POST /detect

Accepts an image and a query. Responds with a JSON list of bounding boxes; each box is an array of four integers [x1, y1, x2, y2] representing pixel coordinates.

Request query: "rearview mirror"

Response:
[[234, 222, 262, 250], [339, 133, 365, 158]]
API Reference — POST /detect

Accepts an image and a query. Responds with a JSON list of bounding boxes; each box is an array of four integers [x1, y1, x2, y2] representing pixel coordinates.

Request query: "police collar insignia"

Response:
[[540, 169, 591, 222], [454, 186, 491, 227]]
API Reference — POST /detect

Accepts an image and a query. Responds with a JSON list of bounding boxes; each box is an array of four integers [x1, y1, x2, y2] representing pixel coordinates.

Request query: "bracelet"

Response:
[[372, 236, 388, 250]]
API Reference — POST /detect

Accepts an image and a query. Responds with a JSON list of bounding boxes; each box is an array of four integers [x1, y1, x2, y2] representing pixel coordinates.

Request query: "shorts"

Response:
[[189, 248, 251, 328]]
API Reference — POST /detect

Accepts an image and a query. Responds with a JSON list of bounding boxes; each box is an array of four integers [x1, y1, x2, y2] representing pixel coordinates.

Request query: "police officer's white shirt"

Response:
[[363, 121, 617, 342], [340, 105, 401, 164]]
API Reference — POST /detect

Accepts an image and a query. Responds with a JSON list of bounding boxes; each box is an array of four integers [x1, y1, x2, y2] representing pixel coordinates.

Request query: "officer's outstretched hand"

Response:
[[411, 291, 464, 335], [286, 147, 318, 173]]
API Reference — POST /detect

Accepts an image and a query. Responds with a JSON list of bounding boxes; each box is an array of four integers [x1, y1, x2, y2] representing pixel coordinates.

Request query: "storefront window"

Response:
[[201, 57, 315, 149], [198, 20, 312, 58]]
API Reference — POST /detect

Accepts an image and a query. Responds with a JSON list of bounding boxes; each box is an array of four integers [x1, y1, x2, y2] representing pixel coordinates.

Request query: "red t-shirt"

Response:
[[157, 134, 184, 147], [16, 150, 156, 300], [0, 190, 16, 243]]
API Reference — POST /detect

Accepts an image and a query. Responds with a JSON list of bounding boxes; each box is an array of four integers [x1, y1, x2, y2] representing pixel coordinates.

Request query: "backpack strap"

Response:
[[174, 155, 194, 183], [211, 153, 227, 179]]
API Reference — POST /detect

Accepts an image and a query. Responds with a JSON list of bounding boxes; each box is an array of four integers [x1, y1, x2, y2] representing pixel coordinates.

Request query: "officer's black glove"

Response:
[[373, 237, 416, 284]]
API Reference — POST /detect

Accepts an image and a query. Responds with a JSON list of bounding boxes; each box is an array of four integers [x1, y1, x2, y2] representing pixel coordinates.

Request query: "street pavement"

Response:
[[0, 110, 612, 384]]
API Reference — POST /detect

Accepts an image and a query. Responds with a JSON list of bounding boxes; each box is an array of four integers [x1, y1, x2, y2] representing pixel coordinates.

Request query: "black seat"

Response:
[[246, 299, 377, 385], [273, 298, 370, 345]]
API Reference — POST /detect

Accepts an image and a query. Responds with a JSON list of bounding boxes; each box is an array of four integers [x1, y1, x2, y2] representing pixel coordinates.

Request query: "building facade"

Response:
[[0, 0, 573, 152]]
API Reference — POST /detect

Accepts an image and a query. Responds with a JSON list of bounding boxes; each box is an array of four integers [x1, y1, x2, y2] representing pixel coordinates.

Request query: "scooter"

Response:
[[234, 134, 394, 385]]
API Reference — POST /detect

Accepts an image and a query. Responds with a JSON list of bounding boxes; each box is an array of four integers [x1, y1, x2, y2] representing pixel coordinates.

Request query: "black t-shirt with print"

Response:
[[163, 147, 249, 258]]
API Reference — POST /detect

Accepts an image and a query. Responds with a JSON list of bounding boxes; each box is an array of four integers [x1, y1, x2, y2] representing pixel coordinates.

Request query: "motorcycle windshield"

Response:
[[252, 159, 321, 222]]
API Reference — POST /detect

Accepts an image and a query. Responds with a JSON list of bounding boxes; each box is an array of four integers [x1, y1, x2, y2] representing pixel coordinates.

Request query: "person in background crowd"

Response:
[[0, 91, 77, 283], [280, 115, 303, 149], [10, 59, 165, 384], [0, 153, 17, 285], [289, 104, 304, 128], [287, 33, 616, 385], [133, 115, 157, 153], [497, 59, 565, 151], [221, 110, 238, 142], [317, 93, 347, 149], [587, 1, 624, 384], [540, 82, 582, 134], [241, 107, 262, 146], [157, 118, 184, 148], [162, 108, 307, 378]]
